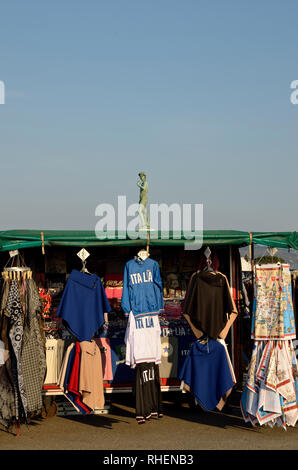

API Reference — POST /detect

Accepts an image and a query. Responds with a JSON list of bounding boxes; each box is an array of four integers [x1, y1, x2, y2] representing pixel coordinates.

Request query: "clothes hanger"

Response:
[[256, 247, 282, 266], [197, 333, 210, 352], [137, 249, 149, 261], [203, 246, 214, 272], [80, 259, 91, 274], [77, 248, 92, 274], [2, 251, 32, 280]]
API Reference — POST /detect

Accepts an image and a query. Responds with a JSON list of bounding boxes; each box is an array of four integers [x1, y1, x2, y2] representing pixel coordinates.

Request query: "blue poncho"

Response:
[[179, 338, 234, 411], [56, 269, 111, 342]]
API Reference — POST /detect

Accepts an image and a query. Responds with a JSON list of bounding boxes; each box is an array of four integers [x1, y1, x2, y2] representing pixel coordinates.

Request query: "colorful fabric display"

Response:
[[251, 264, 296, 341], [241, 263, 298, 429]]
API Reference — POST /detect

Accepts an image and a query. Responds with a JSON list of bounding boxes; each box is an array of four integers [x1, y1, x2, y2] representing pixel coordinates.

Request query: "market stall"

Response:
[[0, 229, 297, 430]]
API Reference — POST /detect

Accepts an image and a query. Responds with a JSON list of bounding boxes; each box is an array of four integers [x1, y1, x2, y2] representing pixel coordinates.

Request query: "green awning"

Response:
[[251, 232, 298, 250], [0, 229, 297, 252]]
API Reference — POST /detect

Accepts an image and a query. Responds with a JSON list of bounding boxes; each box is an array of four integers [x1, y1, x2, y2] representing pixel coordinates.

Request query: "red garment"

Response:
[[68, 342, 91, 414], [39, 288, 52, 315], [105, 274, 123, 299], [163, 301, 182, 320]]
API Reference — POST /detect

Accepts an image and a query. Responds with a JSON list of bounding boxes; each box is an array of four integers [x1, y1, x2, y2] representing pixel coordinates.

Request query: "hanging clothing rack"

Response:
[[2, 251, 32, 280]]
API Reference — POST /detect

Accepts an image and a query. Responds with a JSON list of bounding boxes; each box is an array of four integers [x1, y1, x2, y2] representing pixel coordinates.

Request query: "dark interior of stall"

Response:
[[0, 244, 253, 396]]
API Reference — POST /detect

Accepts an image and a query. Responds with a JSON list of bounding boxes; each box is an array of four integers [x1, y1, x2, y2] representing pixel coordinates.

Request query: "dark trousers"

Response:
[[133, 362, 163, 423]]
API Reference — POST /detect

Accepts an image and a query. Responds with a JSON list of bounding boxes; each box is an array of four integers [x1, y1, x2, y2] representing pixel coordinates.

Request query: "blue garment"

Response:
[[282, 281, 296, 338], [179, 339, 234, 411], [62, 343, 89, 415], [177, 335, 196, 375], [64, 392, 89, 415], [110, 338, 135, 384], [121, 257, 164, 319], [56, 269, 111, 342]]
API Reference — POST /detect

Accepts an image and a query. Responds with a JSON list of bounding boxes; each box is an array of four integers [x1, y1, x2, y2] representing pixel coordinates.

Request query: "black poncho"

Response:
[[183, 271, 235, 340]]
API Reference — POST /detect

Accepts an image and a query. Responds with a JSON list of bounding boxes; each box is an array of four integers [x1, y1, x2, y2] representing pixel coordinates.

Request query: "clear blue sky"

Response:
[[0, 0, 297, 231]]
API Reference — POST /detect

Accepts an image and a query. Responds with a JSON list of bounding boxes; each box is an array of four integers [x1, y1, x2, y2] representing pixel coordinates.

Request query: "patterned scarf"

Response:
[[21, 279, 46, 418], [6, 280, 28, 422]]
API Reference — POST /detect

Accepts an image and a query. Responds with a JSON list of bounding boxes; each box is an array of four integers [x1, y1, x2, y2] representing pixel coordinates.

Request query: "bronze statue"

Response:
[[137, 172, 149, 230]]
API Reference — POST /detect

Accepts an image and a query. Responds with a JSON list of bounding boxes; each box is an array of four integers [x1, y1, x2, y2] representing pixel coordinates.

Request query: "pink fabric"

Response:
[[105, 274, 123, 299], [95, 337, 113, 381]]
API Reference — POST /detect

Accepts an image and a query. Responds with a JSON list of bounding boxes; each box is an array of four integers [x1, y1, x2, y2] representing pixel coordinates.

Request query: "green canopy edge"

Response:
[[0, 230, 297, 252]]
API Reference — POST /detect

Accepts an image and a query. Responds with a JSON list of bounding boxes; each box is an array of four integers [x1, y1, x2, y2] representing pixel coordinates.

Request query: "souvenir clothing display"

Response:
[[56, 269, 110, 342], [241, 263, 298, 429], [122, 256, 163, 423], [134, 362, 163, 424], [59, 342, 91, 415], [179, 262, 238, 411], [251, 264, 296, 341], [67, 341, 92, 414], [57, 339, 105, 413], [241, 340, 298, 428], [2, 239, 297, 434], [79, 340, 105, 410], [121, 256, 164, 319], [125, 311, 161, 368], [0, 274, 46, 430], [179, 338, 235, 411], [182, 270, 237, 340]]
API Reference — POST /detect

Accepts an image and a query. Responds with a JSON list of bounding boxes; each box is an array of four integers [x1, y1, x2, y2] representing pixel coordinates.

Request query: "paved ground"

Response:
[[0, 392, 297, 451]]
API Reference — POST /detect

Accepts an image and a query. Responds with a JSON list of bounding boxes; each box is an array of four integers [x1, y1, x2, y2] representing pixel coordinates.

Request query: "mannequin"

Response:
[[184, 306, 238, 340], [182, 247, 238, 341], [180, 260, 238, 411]]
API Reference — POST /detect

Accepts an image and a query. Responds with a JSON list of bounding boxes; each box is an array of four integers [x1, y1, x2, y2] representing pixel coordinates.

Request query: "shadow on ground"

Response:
[[108, 389, 257, 432]]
